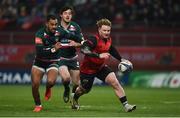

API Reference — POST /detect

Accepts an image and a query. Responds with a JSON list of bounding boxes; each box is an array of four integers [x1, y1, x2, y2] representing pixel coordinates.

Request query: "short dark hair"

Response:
[[46, 14, 57, 22], [59, 5, 74, 15]]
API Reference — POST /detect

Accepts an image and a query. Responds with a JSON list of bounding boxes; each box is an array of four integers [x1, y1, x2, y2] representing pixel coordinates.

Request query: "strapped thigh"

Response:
[[80, 72, 95, 92], [96, 65, 113, 82]]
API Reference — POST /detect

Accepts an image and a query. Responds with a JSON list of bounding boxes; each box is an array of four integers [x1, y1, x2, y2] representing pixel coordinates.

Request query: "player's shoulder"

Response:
[[35, 27, 45, 37], [70, 21, 81, 29], [57, 25, 64, 31], [56, 26, 67, 35], [57, 25, 63, 29], [87, 35, 97, 44], [88, 35, 96, 39]]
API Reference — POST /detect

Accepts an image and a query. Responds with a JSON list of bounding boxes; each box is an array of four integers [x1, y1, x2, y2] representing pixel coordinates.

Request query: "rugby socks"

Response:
[[63, 81, 70, 90], [74, 93, 80, 100], [34, 94, 41, 106], [46, 83, 51, 90], [35, 104, 42, 107], [72, 85, 78, 93], [119, 96, 128, 106], [35, 101, 41, 106]]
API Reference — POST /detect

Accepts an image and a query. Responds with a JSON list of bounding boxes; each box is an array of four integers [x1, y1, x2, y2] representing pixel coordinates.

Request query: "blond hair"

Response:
[[96, 18, 112, 28]]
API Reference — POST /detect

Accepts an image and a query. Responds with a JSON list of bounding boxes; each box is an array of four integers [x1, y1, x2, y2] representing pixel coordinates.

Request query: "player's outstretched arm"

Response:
[[80, 38, 100, 57], [58, 27, 84, 43], [81, 43, 99, 57], [109, 45, 122, 61]]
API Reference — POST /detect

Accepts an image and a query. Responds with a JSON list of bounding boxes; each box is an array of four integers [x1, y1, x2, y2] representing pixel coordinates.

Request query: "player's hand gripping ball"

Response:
[[118, 59, 133, 73]]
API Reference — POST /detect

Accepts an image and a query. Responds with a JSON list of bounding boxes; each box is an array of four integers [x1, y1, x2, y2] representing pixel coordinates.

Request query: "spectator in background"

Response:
[[0, 0, 17, 29], [17, 6, 32, 30], [113, 12, 125, 28], [0, 0, 180, 30]]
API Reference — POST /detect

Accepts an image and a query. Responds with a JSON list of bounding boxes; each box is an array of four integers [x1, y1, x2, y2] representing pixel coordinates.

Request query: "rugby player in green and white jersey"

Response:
[[31, 14, 82, 112], [58, 6, 84, 103]]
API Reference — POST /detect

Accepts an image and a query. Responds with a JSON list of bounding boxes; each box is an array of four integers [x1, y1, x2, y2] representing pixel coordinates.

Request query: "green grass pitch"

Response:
[[0, 85, 180, 117]]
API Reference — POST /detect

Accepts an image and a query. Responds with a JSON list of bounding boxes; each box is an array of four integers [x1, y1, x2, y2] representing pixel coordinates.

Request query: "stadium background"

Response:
[[0, 0, 180, 117], [0, 0, 180, 87]]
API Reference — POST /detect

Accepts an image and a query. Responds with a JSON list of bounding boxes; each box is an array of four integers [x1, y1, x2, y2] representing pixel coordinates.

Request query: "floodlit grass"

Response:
[[0, 85, 180, 117]]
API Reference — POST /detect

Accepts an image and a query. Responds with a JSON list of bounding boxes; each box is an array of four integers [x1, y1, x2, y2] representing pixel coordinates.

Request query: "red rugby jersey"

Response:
[[80, 34, 112, 74]]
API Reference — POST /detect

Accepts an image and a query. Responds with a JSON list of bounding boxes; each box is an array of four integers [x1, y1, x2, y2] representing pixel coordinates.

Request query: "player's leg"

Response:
[[70, 85, 83, 110], [59, 65, 71, 103], [71, 73, 94, 110], [64, 59, 80, 103], [31, 65, 44, 112], [45, 64, 59, 101], [105, 72, 136, 112], [69, 59, 80, 90], [69, 69, 80, 97], [98, 66, 136, 112]]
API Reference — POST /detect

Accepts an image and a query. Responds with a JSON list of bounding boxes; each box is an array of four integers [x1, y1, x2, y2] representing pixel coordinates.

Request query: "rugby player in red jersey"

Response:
[[71, 18, 136, 112]]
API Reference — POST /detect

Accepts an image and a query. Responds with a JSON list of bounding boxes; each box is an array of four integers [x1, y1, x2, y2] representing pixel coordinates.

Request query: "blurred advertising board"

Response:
[[130, 71, 180, 88], [0, 69, 103, 85], [1, 45, 180, 86], [0, 45, 180, 70], [0, 69, 66, 84], [118, 47, 180, 66], [2, 68, 179, 88], [109, 47, 180, 70], [0, 45, 35, 64], [0, 69, 31, 84]]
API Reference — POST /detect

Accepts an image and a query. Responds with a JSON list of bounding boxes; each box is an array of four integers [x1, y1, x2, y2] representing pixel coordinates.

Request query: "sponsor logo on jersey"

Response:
[[44, 32, 50, 39], [35, 37, 43, 44], [55, 31, 60, 36], [69, 25, 76, 31]]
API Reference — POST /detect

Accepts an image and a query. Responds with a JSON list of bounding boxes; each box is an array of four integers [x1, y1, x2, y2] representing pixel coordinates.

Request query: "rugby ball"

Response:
[[118, 59, 133, 73]]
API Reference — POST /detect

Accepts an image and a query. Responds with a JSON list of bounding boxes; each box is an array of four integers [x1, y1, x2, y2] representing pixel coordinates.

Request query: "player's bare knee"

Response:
[[47, 79, 56, 86], [62, 77, 70, 83], [113, 82, 120, 90], [59, 70, 70, 81], [32, 82, 40, 89], [61, 74, 70, 81], [109, 79, 119, 89]]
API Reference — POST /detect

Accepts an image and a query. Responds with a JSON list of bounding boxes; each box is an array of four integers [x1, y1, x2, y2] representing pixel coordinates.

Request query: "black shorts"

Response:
[[80, 65, 113, 90], [58, 59, 79, 70], [33, 58, 59, 72]]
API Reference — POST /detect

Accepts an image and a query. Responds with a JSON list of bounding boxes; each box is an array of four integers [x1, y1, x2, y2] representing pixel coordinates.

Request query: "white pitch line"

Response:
[[161, 101, 180, 104]]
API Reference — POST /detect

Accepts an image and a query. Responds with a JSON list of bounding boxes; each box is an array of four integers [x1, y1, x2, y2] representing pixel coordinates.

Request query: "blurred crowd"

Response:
[[0, 0, 180, 30]]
